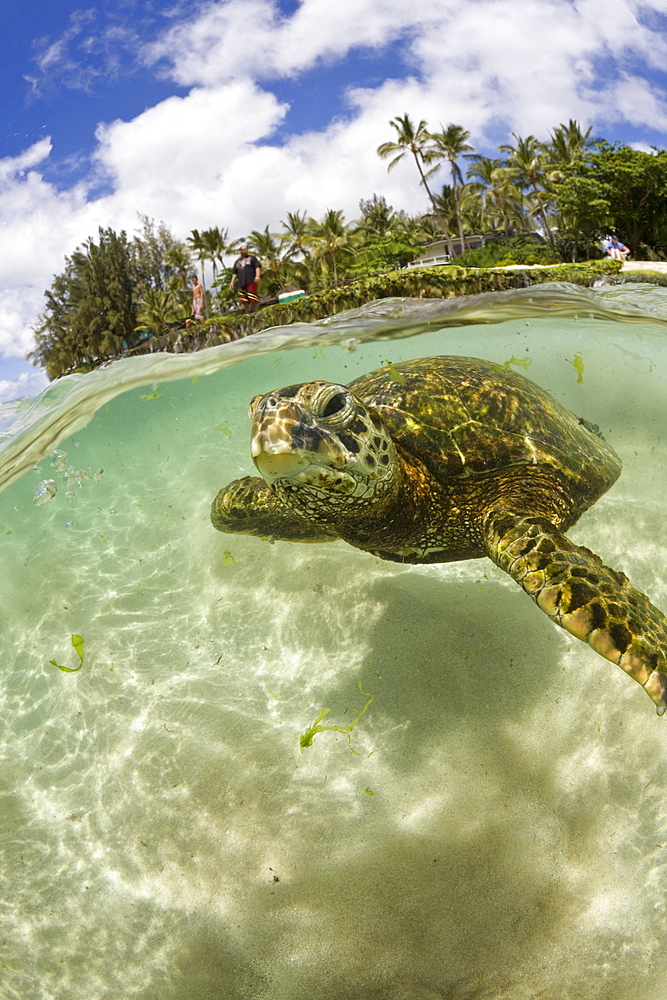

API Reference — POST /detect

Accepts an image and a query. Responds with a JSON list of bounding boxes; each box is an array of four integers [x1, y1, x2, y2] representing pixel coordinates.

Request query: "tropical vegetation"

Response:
[[29, 117, 667, 378]]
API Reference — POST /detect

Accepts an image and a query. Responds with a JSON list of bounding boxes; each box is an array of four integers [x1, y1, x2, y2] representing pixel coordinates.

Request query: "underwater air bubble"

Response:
[[49, 448, 68, 471], [63, 466, 89, 490], [33, 479, 57, 505]]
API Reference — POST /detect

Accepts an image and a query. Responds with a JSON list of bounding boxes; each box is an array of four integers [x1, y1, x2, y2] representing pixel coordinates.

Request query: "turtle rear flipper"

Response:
[[211, 476, 338, 543], [485, 513, 667, 713]]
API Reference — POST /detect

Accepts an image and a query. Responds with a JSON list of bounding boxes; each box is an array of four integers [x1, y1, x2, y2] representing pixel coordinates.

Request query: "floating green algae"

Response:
[[299, 684, 374, 753], [499, 354, 533, 370], [383, 359, 407, 384], [49, 633, 85, 672]]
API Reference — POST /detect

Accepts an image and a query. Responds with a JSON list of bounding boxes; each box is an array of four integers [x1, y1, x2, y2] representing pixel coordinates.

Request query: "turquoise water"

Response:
[[1, 283, 666, 999]]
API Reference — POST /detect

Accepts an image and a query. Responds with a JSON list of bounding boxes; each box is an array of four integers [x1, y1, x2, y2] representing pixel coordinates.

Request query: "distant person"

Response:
[[229, 245, 261, 313], [605, 235, 630, 261], [191, 274, 205, 321]]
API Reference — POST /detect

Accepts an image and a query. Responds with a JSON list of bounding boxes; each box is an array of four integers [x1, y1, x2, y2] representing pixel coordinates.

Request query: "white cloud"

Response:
[[0, 137, 53, 181], [605, 74, 667, 131], [630, 141, 659, 153], [402, 0, 667, 141], [0, 369, 49, 404], [144, 0, 446, 86], [27, 8, 142, 98], [0, 141, 100, 365], [0, 292, 45, 359], [92, 80, 289, 228], [2, 0, 667, 395], [145, 0, 283, 86]]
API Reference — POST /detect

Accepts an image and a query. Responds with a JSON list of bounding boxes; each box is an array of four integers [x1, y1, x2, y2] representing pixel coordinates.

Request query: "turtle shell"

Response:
[[347, 356, 621, 507]]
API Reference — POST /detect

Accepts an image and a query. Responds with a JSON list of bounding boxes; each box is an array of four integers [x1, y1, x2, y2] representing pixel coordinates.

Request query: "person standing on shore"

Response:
[[229, 245, 261, 313], [191, 274, 205, 321]]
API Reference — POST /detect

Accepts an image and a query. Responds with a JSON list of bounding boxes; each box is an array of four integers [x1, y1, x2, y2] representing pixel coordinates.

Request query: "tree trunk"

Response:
[[451, 165, 467, 254], [533, 187, 556, 251], [413, 151, 454, 255]]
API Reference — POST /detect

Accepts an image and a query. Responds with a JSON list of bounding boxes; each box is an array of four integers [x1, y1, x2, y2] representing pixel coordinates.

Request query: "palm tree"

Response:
[[499, 134, 556, 249], [544, 121, 602, 261], [187, 229, 208, 297], [377, 114, 450, 243], [280, 210, 311, 261], [466, 155, 525, 235], [456, 189, 486, 239], [308, 209, 355, 287], [391, 209, 436, 246], [164, 244, 193, 293], [547, 119, 593, 167], [432, 185, 457, 242], [427, 124, 475, 252], [186, 227, 232, 316], [200, 226, 230, 283], [135, 288, 189, 338], [357, 194, 395, 240]]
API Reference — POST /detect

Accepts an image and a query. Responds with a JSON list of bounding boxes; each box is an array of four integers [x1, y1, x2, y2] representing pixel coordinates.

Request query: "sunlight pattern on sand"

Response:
[[1, 283, 666, 999]]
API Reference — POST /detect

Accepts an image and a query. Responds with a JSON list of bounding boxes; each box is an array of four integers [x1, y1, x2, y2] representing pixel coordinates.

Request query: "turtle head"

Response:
[[249, 381, 399, 526]]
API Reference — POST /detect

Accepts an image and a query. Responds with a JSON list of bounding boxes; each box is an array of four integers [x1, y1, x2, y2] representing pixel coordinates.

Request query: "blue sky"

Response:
[[2, 0, 667, 401]]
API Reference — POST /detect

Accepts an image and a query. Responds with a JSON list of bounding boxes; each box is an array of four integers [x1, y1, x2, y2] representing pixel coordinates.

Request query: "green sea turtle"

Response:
[[211, 355, 667, 713]]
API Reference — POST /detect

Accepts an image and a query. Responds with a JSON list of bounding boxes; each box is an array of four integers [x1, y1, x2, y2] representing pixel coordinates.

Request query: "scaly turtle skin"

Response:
[[212, 355, 667, 713]]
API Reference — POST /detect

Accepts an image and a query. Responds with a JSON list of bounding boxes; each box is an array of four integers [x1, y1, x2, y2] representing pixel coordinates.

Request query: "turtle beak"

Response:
[[253, 448, 309, 480], [251, 395, 311, 481]]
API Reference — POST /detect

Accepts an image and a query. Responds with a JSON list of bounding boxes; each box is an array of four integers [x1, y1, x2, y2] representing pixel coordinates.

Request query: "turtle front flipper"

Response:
[[211, 476, 338, 543], [485, 513, 667, 713]]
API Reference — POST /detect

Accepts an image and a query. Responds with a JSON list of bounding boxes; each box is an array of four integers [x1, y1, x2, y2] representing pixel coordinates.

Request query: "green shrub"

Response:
[[454, 237, 559, 268]]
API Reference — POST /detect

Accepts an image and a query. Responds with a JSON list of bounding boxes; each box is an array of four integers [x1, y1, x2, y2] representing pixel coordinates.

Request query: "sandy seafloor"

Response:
[[1, 282, 666, 1000]]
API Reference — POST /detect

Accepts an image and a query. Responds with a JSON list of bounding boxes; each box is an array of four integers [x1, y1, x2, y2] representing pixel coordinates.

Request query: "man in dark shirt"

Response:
[[229, 245, 261, 313]]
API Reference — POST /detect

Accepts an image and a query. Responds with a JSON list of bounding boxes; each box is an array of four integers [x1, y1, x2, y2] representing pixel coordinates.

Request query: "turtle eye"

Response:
[[320, 391, 348, 419], [248, 394, 263, 420]]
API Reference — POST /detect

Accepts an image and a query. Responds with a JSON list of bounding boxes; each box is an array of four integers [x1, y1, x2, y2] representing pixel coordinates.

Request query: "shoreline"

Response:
[[494, 259, 667, 274], [621, 260, 667, 273]]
